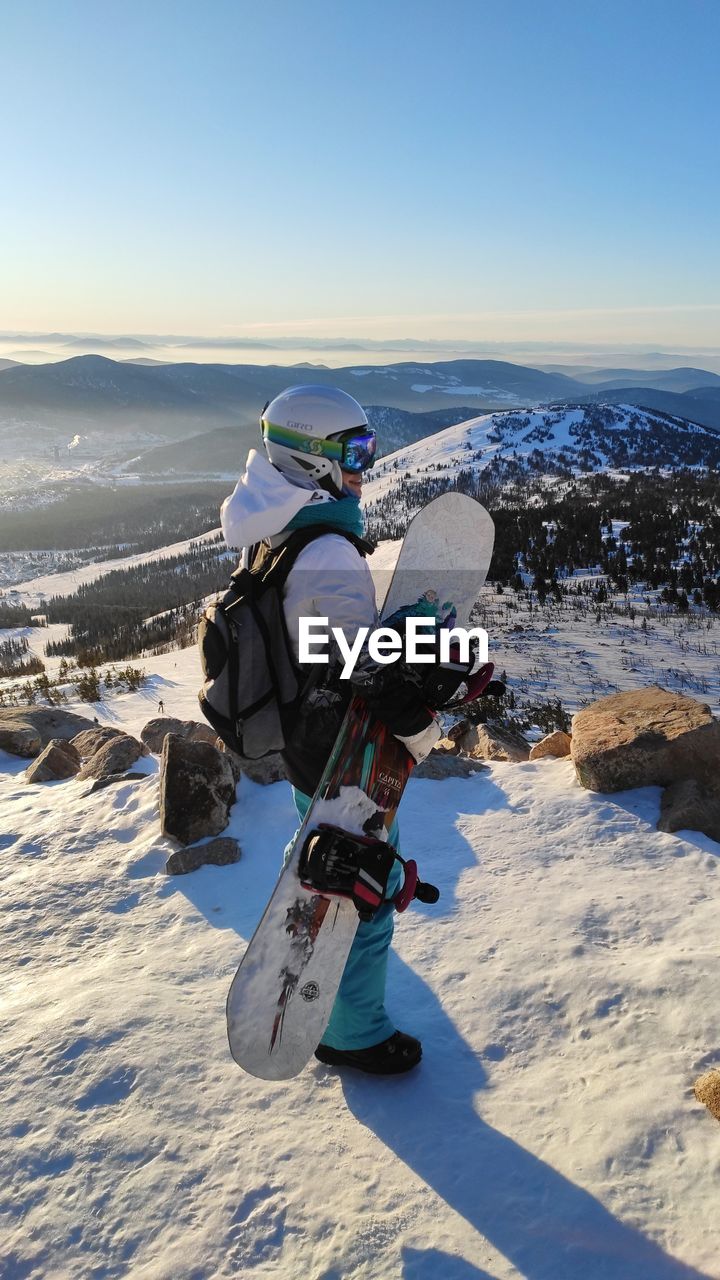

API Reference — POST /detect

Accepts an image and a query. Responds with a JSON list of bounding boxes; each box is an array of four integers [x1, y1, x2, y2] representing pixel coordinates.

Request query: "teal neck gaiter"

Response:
[[285, 495, 364, 539]]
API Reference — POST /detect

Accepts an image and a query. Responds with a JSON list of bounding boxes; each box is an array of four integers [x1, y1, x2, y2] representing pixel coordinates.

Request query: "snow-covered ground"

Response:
[[477, 589, 720, 718], [1, 646, 720, 1279]]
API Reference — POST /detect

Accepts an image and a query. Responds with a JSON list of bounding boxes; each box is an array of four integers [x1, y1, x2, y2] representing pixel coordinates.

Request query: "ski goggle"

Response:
[[263, 421, 377, 473], [328, 426, 377, 473]]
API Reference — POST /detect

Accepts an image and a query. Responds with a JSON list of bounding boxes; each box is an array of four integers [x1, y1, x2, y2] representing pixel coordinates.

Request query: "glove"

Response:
[[394, 718, 442, 763], [350, 658, 440, 761]]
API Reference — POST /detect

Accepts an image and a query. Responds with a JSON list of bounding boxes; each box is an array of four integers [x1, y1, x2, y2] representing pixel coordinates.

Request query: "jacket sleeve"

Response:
[[283, 534, 379, 655]]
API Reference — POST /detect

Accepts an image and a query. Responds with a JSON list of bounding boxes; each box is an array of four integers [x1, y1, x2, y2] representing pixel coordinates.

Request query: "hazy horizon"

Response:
[[2, 331, 720, 375]]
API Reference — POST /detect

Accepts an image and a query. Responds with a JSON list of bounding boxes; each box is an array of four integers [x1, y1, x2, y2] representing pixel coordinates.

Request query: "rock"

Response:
[[0, 723, 42, 758], [25, 739, 81, 783], [141, 717, 187, 753], [694, 1069, 720, 1122], [184, 722, 220, 747], [217, 742, 286, 785], [141, 716, 222, 754], [71, 726, 126, 759], [455, 721, 530, 763], [529, 730, 572, 761], [0, 708, 95, 758], [77, 734, 146, 781], [443, 727, 471, 747], [165, 836, 242, 875], [571, 686, 720, 793], [657, 779, 720, 844], [413, 752, 487, 779], [160, 734, 237, 845], [83, 771, 149, 795]]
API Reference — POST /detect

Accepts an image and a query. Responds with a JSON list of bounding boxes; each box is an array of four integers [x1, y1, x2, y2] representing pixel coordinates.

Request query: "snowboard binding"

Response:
[[298, 824, 440, 922]]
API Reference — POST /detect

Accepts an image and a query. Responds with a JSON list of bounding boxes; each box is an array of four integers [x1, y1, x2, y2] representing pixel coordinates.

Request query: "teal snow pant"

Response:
[[289, 788, 403, 1051]]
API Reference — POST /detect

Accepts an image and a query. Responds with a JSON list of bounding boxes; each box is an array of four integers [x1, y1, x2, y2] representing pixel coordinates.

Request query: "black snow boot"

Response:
[[314, 1031, 422, 1075]]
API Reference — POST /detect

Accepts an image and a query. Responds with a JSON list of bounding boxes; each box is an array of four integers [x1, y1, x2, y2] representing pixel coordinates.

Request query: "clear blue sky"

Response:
[[2, 0, 719, 344]]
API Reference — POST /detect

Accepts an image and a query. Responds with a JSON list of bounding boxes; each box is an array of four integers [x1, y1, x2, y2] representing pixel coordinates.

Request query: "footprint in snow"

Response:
[[75, 1066, 137, 1111], [107, 891, 141, 914]]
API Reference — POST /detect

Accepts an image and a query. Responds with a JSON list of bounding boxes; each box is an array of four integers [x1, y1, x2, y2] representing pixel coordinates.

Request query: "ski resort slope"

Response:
[[1, 647, 719, 1280]]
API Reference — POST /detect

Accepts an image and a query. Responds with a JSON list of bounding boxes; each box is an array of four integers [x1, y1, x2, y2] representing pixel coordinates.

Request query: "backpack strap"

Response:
[[230, 525, 374, 594]]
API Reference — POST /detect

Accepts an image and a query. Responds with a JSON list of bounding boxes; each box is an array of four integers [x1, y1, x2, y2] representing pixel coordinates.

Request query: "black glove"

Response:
[[351, 659, 433, 736]]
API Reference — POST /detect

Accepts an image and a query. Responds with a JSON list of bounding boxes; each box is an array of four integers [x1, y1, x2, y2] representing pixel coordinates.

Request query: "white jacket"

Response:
[[221, 450, 378, 661], [221, 450, 440, 773]]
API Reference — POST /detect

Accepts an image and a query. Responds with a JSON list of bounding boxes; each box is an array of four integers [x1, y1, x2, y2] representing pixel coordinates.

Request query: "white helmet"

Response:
[[261, 384, 375, 495]]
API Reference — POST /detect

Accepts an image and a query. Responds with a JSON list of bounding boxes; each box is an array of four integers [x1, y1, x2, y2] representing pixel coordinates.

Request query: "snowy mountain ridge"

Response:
[[365, 402, 720, 509]]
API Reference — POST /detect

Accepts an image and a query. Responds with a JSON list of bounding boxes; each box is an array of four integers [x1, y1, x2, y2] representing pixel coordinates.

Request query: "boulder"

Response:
[[529, 730, 572, 761], [694, 1069, 720, 1122], [71, 726, 126, 759], [446, 718, 471, 743], [0, 723, 42, 758], [571, 686, 720, 793], [217, 743, 287, 785], [77, 733, 147, 781], [25, 739, 81, 783], [184, 722, 219, 747], [165, 836, 242, 875], [657, 779, 720, 844], [141, 716, 221, 754], [0, 708, 95, 758], [141, 717, 187, 753], [160, 734, 237, 845], [455, 721, 530, 763], [413, 751, 487, 780]]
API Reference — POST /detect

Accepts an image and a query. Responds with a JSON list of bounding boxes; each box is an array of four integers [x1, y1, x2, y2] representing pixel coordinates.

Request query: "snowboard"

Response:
[[226, 492, 495, 1079]]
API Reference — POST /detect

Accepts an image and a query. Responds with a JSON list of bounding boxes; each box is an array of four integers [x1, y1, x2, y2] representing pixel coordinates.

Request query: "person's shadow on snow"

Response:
[[328, 955, 712, 1280], [315, 775, 714, 1280]]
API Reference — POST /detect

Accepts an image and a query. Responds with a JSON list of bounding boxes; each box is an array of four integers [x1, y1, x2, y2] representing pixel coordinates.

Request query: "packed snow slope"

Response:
[[1, 646, 719, 1279]]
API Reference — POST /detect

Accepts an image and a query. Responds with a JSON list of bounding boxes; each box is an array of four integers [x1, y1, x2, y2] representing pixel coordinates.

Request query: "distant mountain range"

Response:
[[564, 366, 720, 393], [1, 354, 720, 444]]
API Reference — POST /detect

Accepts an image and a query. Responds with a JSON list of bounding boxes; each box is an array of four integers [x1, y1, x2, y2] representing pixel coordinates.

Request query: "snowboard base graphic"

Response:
[[226, 493, 495, 1079]]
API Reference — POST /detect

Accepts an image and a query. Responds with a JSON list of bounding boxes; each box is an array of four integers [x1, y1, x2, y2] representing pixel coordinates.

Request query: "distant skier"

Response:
[[157, 699, 165, 714], [221, 385, 440, 1074]]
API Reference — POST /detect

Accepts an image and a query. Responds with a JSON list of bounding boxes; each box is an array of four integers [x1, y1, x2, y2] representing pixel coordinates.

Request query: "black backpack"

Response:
[[198, 525, 371, 760]]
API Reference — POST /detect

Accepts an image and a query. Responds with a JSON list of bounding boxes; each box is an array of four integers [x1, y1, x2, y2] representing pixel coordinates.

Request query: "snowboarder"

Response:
[[221, 385, 441, 1074]]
